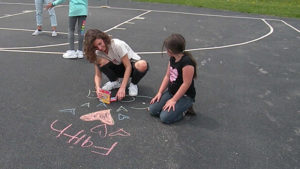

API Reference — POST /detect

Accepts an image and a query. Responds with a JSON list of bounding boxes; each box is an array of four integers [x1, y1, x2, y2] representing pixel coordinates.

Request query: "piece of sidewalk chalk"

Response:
[[111, 97, 117, 102]]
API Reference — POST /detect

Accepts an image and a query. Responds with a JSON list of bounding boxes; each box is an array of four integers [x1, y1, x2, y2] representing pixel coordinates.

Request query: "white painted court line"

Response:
[[280, 20, 300, 33], [0, 10, 35, 19], [108, 6, 300, 33], [0, 27, 68, 35], [0, 10, 151, 50], [0, 2, 33, 5], [104, 10, 151, 32], [189, 19, 274, 50], [1, 2, 299, 34], [137, 19, 274, 55], [114, 27, 126, 30], [0, 49, 63, 55], [0, 28, 69, 50], [0, 2, 297, 55]]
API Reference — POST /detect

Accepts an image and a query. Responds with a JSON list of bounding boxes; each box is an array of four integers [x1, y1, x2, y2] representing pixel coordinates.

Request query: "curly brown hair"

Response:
[[84, 29, 111, 63]]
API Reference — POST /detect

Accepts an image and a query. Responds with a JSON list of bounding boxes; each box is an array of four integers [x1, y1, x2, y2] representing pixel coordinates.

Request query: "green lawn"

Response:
[[134, 0, 300, 18]]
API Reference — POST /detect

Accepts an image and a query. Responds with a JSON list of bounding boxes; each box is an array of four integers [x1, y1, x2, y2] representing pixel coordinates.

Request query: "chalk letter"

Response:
[[90, 124, 107, 138], [66, 130, 86, 144], [81, 136, 94, 148], [50, 120, 87, 144], [50, 120, 73, 138], [91, 142, 118, 156]]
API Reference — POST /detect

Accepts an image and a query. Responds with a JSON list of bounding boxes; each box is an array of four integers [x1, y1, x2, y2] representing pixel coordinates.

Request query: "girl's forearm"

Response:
[[158, 75, 169, 94], [94, 75, 101, 89], [121, 67, 131, 89]]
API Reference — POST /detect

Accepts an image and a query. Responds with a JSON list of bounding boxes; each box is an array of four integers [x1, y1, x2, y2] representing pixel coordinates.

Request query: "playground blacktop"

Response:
[[0, 0, 299, 169]]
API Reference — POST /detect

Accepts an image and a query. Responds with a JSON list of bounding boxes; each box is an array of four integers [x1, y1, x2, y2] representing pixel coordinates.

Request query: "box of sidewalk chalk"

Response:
[[98, 89, 111, 104], [98, 89, 117, 104]]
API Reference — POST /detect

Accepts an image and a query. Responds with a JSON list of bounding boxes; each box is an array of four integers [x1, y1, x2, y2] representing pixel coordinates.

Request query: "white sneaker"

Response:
[[102, 80, 121, 91], [62, 50, 77, 59], [128, 83, 138, 96], [76, 50, 84, 59], [52, 31, 57, 37], [32, 29, 42, 36]]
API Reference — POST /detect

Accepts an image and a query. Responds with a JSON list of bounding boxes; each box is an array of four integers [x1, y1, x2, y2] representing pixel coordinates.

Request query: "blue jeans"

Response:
[[149, 91, 194, 124], [35, 0, 57, 27]]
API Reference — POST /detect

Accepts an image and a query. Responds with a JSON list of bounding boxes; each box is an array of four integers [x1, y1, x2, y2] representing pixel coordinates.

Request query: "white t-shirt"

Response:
[[95, 39, 141, 65]]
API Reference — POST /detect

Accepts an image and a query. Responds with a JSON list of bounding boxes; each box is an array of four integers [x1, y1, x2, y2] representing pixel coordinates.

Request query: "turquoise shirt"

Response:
[[52, 0, 88, 17]]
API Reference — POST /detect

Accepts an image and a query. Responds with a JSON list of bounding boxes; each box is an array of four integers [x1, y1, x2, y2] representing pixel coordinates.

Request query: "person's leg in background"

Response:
[[76, 16, 87, 58], [32, 0, 43, 35], [46, 0, 57, 36], [63, 16, 77, 58]]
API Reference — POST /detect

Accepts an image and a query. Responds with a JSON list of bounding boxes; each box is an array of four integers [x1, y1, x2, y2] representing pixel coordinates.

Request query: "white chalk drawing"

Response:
[[86, 90, 151, 110], [129, 95, 152, 110], [81, 102, 90, 108], [59, 108, 76, 115], [120, 96, 135, 103], [129, 106, 149, 110], [118, 113, 130, 120], [97, 102, 108, 108], [116, 106, 128, 112], [87, 89, 97, 99]]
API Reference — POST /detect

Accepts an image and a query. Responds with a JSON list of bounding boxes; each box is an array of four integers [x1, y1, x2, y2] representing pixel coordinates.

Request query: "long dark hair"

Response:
[[84, 29, 111, 63], [162, 33, 197, 78]]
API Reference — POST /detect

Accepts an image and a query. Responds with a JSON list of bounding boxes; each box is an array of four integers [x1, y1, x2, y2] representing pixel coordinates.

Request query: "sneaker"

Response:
[[51, 31, 57, 37], [76, 50, 84, 59], [102, 80, 121, 91], [32, 29, 42, 36], [128, 83, 138, 96], [62, 50, 77, 59], [185, 105, 196, 116]]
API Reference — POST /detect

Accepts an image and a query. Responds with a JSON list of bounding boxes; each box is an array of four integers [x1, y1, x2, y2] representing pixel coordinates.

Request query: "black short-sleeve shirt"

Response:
[[168, 55, 196, 100]]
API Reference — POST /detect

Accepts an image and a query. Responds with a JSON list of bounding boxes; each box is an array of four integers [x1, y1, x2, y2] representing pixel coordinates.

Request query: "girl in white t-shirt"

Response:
[[84, 29, 149, 101]]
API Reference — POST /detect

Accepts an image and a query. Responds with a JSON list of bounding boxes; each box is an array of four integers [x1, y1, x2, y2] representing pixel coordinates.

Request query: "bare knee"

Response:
[[135, 60, 148, 72]]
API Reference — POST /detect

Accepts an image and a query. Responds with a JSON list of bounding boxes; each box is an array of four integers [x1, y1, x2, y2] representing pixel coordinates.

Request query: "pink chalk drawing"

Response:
[[80, 109, 114, 125], [90, 124, 108, 138], [50, 120, 118, 156], [90, 124, 130, 138], [91, 143, 118, 156], [108, 129, 131, 137]]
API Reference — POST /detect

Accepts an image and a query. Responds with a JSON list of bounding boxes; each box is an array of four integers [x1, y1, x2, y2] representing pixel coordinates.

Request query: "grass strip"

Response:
[[134, 0, 300, 18]]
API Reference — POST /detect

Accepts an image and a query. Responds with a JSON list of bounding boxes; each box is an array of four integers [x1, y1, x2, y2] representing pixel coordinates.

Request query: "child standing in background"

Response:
[[32, 0, 57, 36], [149, 34, 197, 124], [46, 0, 88, 59]]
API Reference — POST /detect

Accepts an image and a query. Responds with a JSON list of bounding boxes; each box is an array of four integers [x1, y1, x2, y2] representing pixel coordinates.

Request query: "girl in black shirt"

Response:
[[149, 34, 197, 124]]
